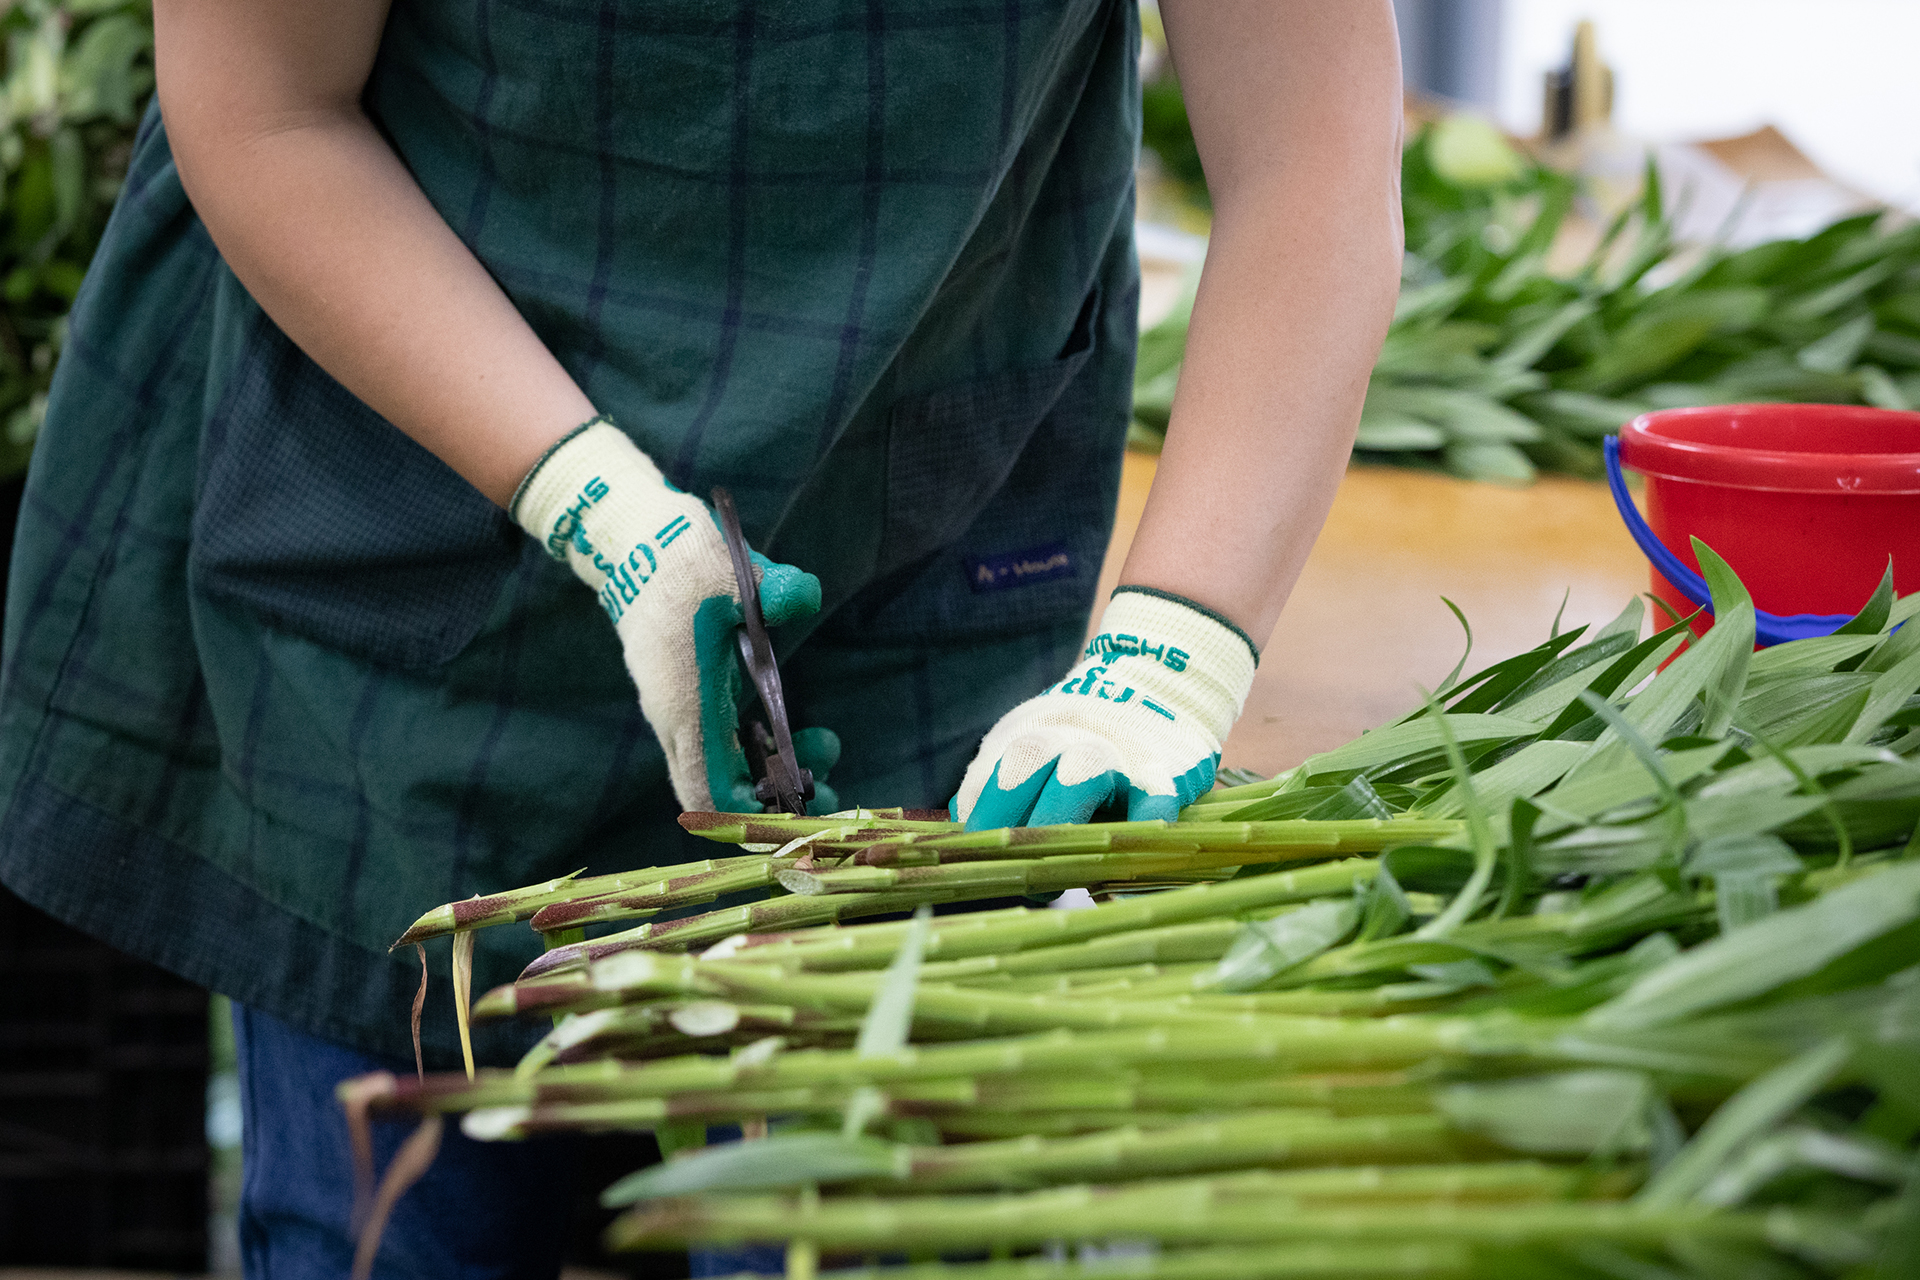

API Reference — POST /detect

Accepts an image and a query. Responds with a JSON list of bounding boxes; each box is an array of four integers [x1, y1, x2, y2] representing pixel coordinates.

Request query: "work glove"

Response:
[[952, 587, 1258, 829], [512, 416, 840, 813]]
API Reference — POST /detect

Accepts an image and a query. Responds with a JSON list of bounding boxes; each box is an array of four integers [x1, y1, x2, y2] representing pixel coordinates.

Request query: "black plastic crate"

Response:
[[0, 886, 209, 1269]]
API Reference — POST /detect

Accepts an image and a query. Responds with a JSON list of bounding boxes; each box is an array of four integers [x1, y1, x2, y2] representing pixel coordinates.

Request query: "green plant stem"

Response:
[[826, 819, 1465, 868], [728, 860, 1384, 973], [361, 1012, 1569, 1121], [777, 852, 1243, 898], [610, 1192, 1804, 1255], [519, 889, 983, 979], [720, 1240, 1473, 1280], [393, 856, 783, 946]]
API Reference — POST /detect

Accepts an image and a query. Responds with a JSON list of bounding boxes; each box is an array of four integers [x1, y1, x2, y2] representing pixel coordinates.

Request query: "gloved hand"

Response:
[[512, 416, 840, 813], [952, 587, 1258, 829]]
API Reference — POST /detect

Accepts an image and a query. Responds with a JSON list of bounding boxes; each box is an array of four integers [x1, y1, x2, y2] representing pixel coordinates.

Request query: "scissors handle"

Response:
[[711, 487, 812, 815]]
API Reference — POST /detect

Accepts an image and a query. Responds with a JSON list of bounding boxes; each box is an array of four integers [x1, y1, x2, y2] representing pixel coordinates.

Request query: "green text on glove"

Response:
[[1040, 665, 1179, 722], [592, 513, 694, 623], [1084, 631, 1191, 672], [543, 475, 697, 623]]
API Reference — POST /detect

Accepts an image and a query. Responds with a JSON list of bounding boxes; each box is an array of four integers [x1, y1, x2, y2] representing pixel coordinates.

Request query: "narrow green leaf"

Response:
[[1299, 713, 1540, 780], [1860, 603, 1920, 677], [1392, 275, 1472, 324], [1538, 622, 1692, 741], [1134, 288, 1195, 382], [1435, 597, 1474, 696], [1493, 299, 1599, 372], [1495, 798, 1539, 919], [1693, 543, 1757, 737], [1860, 364, 1913, 411], [49, 127, 85, 240], [1748, 635, 1879, 676], [1635, 1038, 1851, 1208], [1587, 860, 1920, 1029], [1697, 832, 1797, 932], [1737, 728, 1857, 866], [1697, 1126, 1913, 1208], [1692, 744, 1898, 798], [1445, 440, 1537, 485], [1211, 898, 1360, 992], [1738, 674, 1873, 748], [1438, 1070, 1653, 1155], [1887, 591, 1920, 635], [1354, 412, 1448, 451], [1357, 861, 1411, 941], [1835, 562, 1898, 635], [1680, 791, 1825, 848], [1570, 550, 1752, 784], [1568, 290, 1767, 393], [1416, 692, 1499, 939], [1424, 739, 1587, 819], [1534, 743, 1731, 831], [1572, 692, 1690, 868], [1521, 389, 1650, 439], [1716, 875, 1779, 932], [1294, 778, 1392, 822], [1846, 645, 1920, 744], [1686, 834, 1801, 880], [1415, 389, 1544, 443], [854, 905, 933, 1059], [600, 1131, 899, 1206], [1782, 259, 1897, 323], [1596, 596, 1647, 646], [1450, 628, 1589, 715], [1499, 634, 1642, 724], [1797, 313, 1875, 374]]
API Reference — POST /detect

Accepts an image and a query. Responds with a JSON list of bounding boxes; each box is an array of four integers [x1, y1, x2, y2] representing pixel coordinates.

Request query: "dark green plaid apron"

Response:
[[0, 0, 1138, 1064]]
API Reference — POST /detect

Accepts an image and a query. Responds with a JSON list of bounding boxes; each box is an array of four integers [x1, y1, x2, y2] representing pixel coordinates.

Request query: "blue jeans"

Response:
[[232, 1004, 781, 1278], [233, 1003, 577, 1279]]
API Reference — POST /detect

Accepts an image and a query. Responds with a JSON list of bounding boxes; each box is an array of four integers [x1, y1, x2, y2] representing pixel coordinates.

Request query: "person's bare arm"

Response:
[[1122, 0, 1403, 643], [154, 0, 594, 505]]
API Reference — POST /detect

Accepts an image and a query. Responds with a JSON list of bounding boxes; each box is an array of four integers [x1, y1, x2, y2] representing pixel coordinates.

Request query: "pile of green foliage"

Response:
[[362, 552, 1920, 1277], [1133, 114, 1920, 485], [0, 0, 152, 481]]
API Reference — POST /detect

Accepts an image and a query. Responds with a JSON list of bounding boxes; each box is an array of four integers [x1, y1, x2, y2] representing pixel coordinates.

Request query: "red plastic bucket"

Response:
[[1618, 404, 1920, 633]]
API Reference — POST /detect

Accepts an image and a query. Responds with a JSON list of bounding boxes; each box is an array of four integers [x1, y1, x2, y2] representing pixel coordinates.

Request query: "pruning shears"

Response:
[[711, 486, 813, 816]]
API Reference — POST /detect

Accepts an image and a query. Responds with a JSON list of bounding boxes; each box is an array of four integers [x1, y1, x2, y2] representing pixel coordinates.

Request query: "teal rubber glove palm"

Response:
[[952, 588, 1258, 830], [513, 417, 840, 813]]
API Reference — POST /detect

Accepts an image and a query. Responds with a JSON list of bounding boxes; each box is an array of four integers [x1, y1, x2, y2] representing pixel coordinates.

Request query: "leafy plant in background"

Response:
[[1137, 15, 1202, 204], [0, 0, 153, 481], [1133, 112, 1920, 485]]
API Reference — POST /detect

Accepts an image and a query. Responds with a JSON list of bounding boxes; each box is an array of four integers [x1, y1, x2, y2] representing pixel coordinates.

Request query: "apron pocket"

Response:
[[879, 288, 1098, 577], [836, 289, 1124, 644], [190, 310, 522, 669]]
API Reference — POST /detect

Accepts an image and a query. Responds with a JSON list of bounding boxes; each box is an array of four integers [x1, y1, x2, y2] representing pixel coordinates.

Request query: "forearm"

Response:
[[156, 1, 592, 505], [1120, 174, 1402, 641], [1123, 0, 1403, 644]]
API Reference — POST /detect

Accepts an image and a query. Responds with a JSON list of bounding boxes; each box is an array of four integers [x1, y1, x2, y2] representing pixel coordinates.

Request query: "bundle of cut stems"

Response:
[[354, 557, 1920, 1278]]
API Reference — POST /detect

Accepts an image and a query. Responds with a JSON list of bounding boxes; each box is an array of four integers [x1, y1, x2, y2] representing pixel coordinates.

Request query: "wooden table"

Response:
[[1095, 454, 1653, 776]]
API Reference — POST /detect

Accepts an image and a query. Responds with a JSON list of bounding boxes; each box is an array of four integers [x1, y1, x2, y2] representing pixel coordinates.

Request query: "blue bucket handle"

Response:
[[1603, 435, 1855, 647]]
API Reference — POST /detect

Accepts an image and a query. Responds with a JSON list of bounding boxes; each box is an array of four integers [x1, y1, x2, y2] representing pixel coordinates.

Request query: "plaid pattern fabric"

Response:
[[0, 0, 1138, 1064]]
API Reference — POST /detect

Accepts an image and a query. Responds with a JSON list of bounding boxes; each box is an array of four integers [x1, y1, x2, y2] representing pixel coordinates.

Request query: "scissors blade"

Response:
[[710, 487, 812, 816]]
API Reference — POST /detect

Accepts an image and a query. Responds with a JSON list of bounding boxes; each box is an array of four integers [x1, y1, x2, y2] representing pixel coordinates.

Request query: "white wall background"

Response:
[[1497, 1, 1920, 213]]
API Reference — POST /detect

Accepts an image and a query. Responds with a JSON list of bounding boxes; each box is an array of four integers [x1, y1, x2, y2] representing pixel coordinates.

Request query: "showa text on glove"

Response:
[[543, 475, 609, 558], [1084, 630, 1192, 672]]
